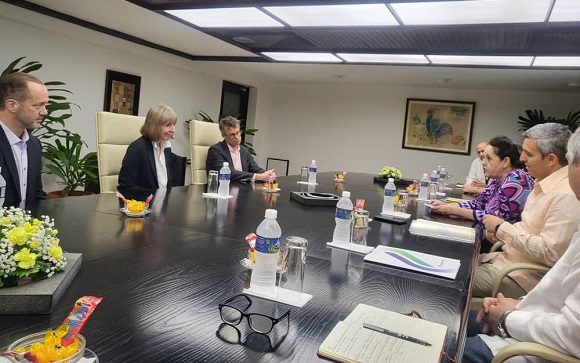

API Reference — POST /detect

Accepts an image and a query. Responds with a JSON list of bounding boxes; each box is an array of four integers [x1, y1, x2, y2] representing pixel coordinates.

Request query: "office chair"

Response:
[[492, 342, 580, 363], [96, 111, 144, 193], [189, 120, 222, 184]]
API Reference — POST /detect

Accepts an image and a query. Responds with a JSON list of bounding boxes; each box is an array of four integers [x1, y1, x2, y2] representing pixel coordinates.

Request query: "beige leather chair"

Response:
[[96, 111, 144, 193], [189, 120, 222, 184], [493, 342, 580, 363]]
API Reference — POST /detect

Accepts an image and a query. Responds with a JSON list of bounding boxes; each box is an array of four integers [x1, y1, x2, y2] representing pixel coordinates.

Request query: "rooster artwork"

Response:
[[425, 109, 453, 141]]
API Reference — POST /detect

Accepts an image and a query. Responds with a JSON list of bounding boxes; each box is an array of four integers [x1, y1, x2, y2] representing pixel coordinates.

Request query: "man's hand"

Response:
[[476, 293, 519, 335], [255, 169, 277, 182], [483, 215, 505, 234]]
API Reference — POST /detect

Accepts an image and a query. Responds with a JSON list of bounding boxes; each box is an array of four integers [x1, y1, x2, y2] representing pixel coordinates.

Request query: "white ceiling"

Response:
[[17, 0, 580, 92]]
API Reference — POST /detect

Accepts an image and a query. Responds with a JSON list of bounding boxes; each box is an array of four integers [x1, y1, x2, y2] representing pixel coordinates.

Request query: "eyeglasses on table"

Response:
[[218, 294, 290, 334]]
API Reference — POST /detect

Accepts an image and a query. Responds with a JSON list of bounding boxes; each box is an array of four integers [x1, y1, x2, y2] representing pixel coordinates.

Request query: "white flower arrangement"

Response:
[[0, 207, 66, 288], [378, 166, 403, 180]]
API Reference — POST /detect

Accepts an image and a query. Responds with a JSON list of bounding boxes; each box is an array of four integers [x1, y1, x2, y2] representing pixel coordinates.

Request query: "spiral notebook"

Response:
[[318, 303, 447, 363]]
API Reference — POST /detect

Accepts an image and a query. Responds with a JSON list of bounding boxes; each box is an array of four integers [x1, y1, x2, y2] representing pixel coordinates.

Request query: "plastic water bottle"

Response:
[[0, 167, 5, 207], [419, 173, 429, 200], [218, 162, 230, 197], [332, 191, 353, 244], [250, 209, 282, 293], [308, 160, 317, 184], [439, 167, 447, 192], [382, 178, 396, 214]]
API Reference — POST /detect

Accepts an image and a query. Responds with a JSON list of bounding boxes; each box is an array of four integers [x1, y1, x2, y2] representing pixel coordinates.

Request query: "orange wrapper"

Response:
[[60, 296, 103, 347]]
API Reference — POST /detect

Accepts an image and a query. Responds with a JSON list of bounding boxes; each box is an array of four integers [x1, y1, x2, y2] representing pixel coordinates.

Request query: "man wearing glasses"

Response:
[[206, 116, 276, 182]]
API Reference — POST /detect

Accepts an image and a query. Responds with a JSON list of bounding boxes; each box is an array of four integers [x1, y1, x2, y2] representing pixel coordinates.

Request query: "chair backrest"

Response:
[[190, 120, 223, 184], [96, 111, 144, 193]]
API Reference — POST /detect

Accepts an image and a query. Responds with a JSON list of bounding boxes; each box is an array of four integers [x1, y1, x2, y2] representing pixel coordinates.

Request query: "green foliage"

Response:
[[2, 57, 97, 195], [378, 166, 402, 180], [517, 109, 580, 132], [43, 131, 98, 196]]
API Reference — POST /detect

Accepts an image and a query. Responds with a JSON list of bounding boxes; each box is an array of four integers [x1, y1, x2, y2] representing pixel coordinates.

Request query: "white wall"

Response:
[[2, 2, 579, 191], [253, 82, 579, 181]]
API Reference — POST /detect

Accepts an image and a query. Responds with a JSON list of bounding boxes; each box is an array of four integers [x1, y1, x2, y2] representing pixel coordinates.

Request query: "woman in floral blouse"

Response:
[[431, 136, 534, 229]]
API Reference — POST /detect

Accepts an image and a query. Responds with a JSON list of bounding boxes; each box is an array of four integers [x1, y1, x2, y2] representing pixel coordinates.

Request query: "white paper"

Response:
[[326, 241, 375, 255], [202, 192, 234, 199], [364, 245, 460, 279], [409, 219, 475, 243]]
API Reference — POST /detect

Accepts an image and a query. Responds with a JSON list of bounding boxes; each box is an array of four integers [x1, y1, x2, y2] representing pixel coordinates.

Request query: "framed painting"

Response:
[[103, 70, 141, 116], [402, 98, 476, 155]]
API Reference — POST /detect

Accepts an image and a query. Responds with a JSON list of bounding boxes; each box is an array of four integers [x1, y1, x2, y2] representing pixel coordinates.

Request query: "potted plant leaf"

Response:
[[518, 109, 580, 132]]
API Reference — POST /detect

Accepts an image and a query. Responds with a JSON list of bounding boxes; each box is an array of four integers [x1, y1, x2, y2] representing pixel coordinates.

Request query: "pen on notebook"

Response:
[[363, 323, 432, 347]]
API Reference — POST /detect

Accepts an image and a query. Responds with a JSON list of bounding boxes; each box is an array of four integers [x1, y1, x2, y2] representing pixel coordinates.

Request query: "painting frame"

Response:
[[103, 70, 141, 116], [402, 98, 476, 156]]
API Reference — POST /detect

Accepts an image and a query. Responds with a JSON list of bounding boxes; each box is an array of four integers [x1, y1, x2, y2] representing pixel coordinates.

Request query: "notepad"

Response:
[[409, 219, 476, 243], [363, 245, 461, 279], [318, 303, 447, 363]]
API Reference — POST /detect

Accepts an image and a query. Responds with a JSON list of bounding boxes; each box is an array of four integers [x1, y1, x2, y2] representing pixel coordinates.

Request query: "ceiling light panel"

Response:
[[533, 57, 580, 67], [338, 53, 429, 64], [391, 0, 552, 25], [429, 55, 533, 66], [261, 52, 342, 63], [165, 8, 284, 28], [263, 4, 398, 27], [549, 0, 580, 22]]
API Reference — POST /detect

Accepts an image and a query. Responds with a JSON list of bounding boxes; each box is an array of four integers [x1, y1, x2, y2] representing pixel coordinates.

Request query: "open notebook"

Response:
[[409, 219, 476, 243], [318, 303, 447, 363]]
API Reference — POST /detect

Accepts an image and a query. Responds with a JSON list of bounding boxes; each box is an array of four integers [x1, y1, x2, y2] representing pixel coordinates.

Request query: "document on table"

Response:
[[318, 304, 447, 363], [363, 245, 461, 279]]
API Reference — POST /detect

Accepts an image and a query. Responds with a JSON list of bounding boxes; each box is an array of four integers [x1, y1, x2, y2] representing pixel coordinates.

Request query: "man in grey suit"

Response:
[[0, 72, 47, 208], [206, 116, 275, 182]]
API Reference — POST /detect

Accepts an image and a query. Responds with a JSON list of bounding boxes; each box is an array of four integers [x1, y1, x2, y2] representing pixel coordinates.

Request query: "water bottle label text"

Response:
[[255, 235, 280, 253], [384, 189, 395, 197], [335, 207, 352, 220], [219, 173, 230, 181]]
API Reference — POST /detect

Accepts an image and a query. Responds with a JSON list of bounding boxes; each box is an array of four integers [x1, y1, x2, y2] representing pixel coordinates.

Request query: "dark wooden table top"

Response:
[[0, 172, 477, 362]]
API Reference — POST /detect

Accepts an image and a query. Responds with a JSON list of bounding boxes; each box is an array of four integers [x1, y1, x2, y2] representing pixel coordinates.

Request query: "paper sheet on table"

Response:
[[409, 219, 475, 243], [318, 303, 447, 363], [363, 245, 461, 279]]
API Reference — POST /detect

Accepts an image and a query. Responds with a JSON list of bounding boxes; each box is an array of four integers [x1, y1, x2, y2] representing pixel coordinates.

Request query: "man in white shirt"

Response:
[[464, 140, 488, 195], [462, 128, 580, 363], [0, 72, 47, 208], [206, 116, 275, 182]]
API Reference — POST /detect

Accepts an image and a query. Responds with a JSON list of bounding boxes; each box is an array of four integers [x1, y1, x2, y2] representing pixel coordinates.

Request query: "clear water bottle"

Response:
[[382, 178, 396, 214], [308, 160, 317, 184], [250, 209, 282, 293], [332, 191, 353, 244], [439, 167, 447, 192], [419, 173, 429, 200], [218, 162, 231, 197], [0, 167, 5, 207], [431, 169, 439, 186]]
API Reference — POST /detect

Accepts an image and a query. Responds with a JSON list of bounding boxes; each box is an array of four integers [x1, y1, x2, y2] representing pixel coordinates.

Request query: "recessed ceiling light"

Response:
[[337, 53, 429, 64], [533, 56, 580, 67], [429, 55, 533, 67], [261, 52, 342, 63], [568, 82, 580, 87], [549, 0, 580, 22], [391, 0, 551, 25], [165, 8, 284, 28], [264, 4, 398, 27]]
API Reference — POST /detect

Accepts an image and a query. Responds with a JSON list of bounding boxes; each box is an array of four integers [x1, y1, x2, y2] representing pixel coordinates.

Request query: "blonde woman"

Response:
[[117, 103, 177, 200]]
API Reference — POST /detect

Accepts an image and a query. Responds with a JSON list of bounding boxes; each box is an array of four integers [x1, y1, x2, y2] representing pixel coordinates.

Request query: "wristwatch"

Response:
[[496, 310, 513, 338]]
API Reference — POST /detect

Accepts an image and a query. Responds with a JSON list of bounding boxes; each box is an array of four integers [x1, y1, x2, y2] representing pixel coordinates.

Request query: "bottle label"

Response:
[[308, 166, 317, 173], [384, 189, 395, 197], [219, 173, 230, 181], [335, 207, 352, 220], [421, 180, 429, 188], [255, 235, 280, 253]]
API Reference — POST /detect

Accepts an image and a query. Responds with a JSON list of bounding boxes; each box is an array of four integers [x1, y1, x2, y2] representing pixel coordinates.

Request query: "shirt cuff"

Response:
[[496, 222, 516, 244], [504, 310, 532, 341]]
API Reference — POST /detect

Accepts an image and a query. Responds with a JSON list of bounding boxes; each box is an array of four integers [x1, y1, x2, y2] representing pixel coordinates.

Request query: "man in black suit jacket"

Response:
[[206, 116, 276, 182], [0, 72, 47, 208]]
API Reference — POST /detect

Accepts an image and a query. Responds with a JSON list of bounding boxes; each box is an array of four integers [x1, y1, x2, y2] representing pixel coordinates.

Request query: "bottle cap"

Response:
[[342, 191, 351, 198], [265, 209, 277, 219], [388, 178, 394, 183], [423, 173, 428, 177], [311, 160, 316, 164], [223, 162, 229, 167]]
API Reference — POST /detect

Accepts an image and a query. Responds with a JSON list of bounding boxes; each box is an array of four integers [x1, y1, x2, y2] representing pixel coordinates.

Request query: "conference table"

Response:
[[0, 172, 479, 362]]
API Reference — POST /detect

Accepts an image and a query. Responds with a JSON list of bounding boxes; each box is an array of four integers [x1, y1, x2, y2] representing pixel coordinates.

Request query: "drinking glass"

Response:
[[351, 209, 369, 245], [398, 191, 409, 208], [280, 236, 308, 295], [208, 170, 219, 194], [300, 167, 309, 182]]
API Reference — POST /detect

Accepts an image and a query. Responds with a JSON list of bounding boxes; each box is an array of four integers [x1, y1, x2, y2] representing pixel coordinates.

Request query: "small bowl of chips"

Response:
[[8, 331, 86, 363]]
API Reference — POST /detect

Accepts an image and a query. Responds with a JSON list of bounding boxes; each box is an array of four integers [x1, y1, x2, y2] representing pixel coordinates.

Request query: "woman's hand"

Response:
[[430, 200, 458, 215]]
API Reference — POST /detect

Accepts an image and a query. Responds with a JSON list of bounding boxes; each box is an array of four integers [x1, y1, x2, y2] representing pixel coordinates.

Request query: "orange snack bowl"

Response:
[[9, 331, 86, 363]]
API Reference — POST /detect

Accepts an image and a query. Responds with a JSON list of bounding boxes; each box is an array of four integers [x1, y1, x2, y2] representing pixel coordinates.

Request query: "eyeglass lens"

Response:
[[221, 306, 243, 325], [248, 315, 274, 334]]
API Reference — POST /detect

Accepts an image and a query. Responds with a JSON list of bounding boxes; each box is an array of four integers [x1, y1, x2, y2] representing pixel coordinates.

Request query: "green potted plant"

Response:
[[518, 109, 580, 132], [2, 57, 98, 196]]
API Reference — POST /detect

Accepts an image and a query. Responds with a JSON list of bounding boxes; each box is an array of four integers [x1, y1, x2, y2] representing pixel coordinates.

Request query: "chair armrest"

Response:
[[490, 241, 505, 253], [492, 342, 580, 363], [491, 263, 550, 297]]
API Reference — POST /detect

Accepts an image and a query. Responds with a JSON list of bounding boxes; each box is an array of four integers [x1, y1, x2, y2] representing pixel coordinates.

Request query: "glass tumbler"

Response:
[[280, 236, 308, 295], [300, 167, 309, 182], [208, 170, 219, 194], [351, 209, 369, 245]]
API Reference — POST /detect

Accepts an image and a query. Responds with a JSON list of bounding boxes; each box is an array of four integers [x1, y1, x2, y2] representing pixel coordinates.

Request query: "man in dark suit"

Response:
[[0, 72, 47, 208], [206, 116, 275, 182]]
